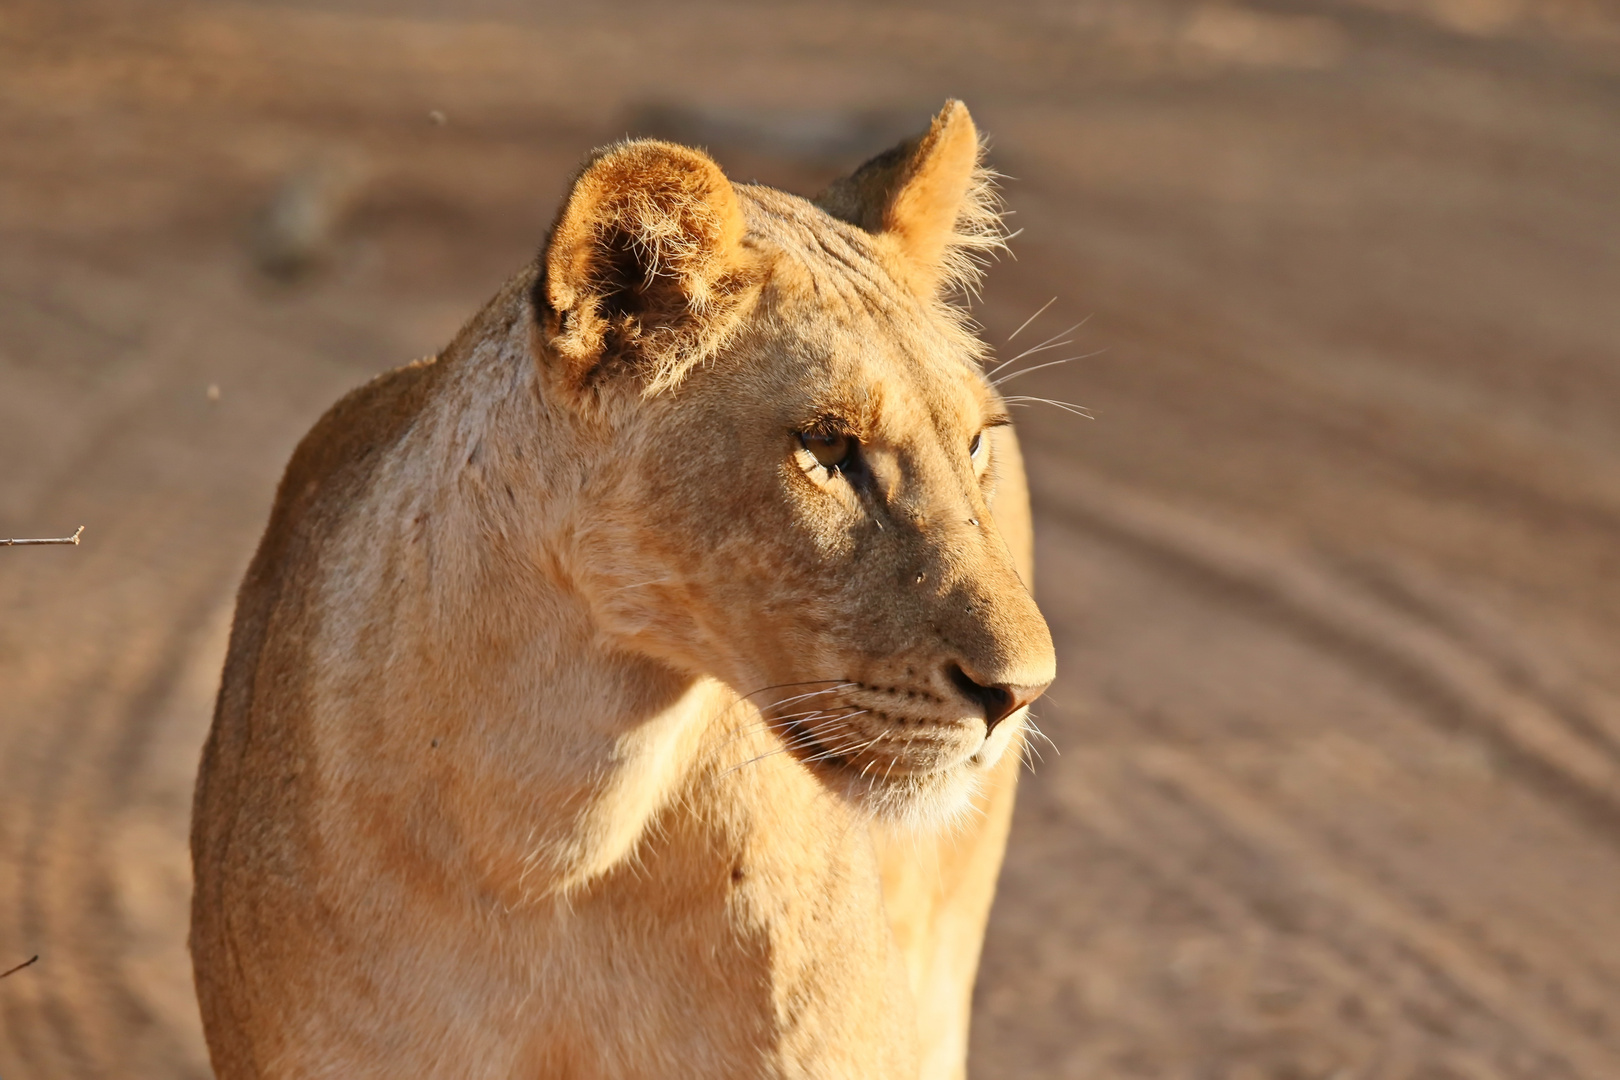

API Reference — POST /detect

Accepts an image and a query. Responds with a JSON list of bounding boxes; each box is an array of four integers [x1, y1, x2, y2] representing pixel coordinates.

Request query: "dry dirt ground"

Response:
[[4, 1, 1620, 1077]]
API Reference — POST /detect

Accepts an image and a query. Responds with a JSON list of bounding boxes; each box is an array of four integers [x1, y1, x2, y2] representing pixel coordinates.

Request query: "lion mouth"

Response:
[[762, 695, 1011, 825], [775, 706, 985, 783]]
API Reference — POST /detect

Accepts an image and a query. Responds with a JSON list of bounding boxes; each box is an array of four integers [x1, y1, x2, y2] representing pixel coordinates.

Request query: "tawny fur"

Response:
[[191, 100, 1054, 1080]]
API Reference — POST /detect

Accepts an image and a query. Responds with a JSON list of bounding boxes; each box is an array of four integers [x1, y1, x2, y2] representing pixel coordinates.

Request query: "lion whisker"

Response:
[[719, 747, 791, 777], [988, 337, 1073, 376], [722, 706, 872, 778], [991, 348, 1107, 388], [1004, 295, 1056, 343], [605, 577, 672, 594], [740, 678, 851, 700], [1003, 395, 1093, 419], [985, 316, 1089, 377], [759, 683, 854, 711], [1023, 716, 1059, 756], [699, 682, 855, 765], [812, 732, 884, 766], [857, 733, 893, 779], [799, 713, 875, 763]]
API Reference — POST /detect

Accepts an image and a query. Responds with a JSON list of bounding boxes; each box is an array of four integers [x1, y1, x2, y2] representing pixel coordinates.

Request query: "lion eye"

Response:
[[969, 431, 983, 458], [800, 432, 852, 471]]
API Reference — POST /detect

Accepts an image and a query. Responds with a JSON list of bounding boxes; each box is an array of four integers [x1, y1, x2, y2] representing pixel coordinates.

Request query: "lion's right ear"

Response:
[[533, 140, 757, 397]]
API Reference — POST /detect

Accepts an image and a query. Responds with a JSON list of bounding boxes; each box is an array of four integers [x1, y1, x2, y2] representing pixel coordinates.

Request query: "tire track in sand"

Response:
[[1020, 462, 1620, 1077], [1030, 462, 1620, 842]]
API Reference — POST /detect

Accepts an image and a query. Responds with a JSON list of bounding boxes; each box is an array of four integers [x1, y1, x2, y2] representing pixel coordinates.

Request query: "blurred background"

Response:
[[3, 1, 1620, 1076]]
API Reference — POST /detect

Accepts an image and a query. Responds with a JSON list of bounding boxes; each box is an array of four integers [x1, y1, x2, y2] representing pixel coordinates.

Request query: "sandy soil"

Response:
[[3, 2, 1620, 1077]]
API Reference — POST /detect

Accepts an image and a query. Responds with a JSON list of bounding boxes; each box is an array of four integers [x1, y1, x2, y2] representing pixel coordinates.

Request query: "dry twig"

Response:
[[1, 955, 39, 980], [0, 526, 85, 547]]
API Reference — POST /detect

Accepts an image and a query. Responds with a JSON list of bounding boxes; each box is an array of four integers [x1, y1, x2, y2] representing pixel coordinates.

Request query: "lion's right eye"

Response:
[[800, 432, 853, 472]]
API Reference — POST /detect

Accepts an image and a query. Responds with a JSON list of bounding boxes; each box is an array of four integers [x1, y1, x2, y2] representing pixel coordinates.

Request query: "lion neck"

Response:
[[323, 278, 726, 901]]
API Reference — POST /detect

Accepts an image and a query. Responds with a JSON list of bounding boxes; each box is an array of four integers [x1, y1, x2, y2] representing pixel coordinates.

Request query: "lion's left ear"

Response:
[[535, 140, 758, 397], [814, 100, 1002, 300]]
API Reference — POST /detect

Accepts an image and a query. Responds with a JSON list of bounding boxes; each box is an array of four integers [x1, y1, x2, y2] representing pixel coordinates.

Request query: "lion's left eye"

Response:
[[801, 432, 853, 472], [969, 431, 984, 459]]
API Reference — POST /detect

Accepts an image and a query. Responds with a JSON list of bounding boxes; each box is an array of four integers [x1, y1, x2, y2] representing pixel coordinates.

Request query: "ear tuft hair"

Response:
[[815, 100, 1006, 302], [535, 140, 758, 397]]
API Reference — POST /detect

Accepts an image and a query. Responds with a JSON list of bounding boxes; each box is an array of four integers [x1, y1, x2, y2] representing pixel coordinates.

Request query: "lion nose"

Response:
[[946, 663, 1052, 735]]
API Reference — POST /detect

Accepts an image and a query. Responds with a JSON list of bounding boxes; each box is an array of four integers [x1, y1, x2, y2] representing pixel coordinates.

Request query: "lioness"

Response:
[[191, 100, 1055, 1079]]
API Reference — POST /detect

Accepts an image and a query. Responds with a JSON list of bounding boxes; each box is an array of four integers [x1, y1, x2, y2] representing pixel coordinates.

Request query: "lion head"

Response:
[[531, 101, 1055, 824]]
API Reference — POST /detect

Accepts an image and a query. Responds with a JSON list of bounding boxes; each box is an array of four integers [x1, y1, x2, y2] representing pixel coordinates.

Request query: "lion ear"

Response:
[[814, 100, 1002, 300], [535, 140, 757, 396]]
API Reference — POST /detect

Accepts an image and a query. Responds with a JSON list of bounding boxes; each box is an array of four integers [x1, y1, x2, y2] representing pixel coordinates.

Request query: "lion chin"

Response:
[[782, 707, 1028, 830], [822, 756, 990, 831], [190, 98, 1054, 1080]]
